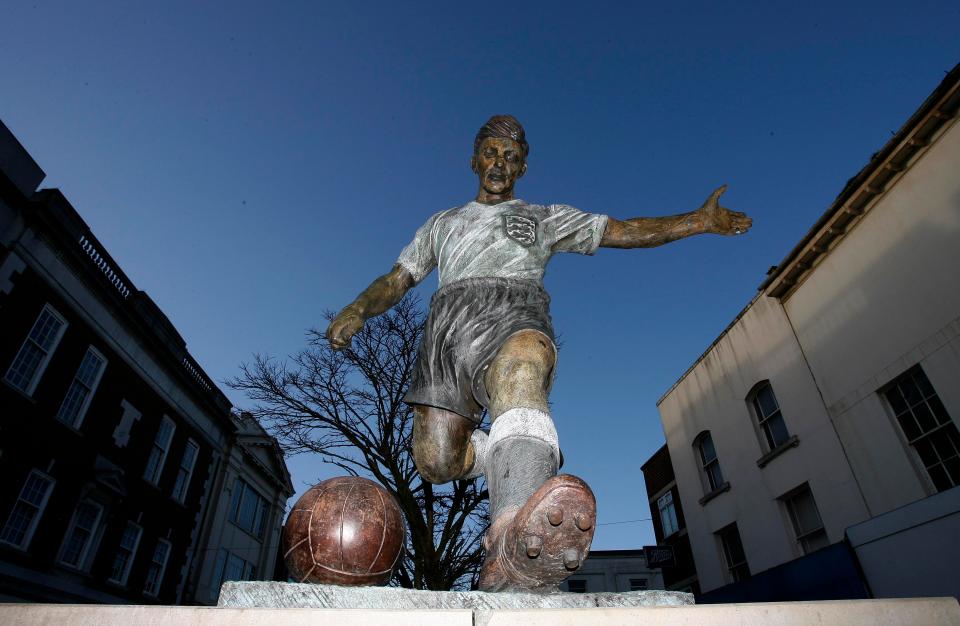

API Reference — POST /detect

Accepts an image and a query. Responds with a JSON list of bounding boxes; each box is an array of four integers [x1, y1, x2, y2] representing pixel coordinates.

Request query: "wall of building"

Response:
[[641, 445, 699, 593], [655, 72, 960, 599], [657, 294, 869, 592], [784, 119, 960, 516], [0, 217, 225, 604], [8, 216, 231, 452], [0, 120, 292, 605]]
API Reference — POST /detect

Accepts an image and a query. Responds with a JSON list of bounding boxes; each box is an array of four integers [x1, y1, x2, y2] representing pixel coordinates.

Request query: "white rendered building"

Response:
[[558, 549, 664, 594], [185, 411, 293, 604], [656, 65, 960, 598]]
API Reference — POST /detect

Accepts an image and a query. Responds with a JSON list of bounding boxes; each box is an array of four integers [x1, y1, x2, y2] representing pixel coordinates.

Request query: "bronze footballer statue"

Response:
[[327, 115, 752, 591]]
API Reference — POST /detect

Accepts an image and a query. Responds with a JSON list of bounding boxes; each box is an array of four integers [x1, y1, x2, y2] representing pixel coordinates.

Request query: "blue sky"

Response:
[[2, 1, 957, 549]]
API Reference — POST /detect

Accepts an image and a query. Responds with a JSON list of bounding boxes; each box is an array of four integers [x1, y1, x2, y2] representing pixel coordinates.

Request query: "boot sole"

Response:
[[480, 474, 596, 591]]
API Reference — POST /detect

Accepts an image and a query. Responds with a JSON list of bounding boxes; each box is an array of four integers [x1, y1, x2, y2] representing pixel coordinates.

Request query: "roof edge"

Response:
[[759, 63, 960, 296], [658, 62, 960, 405]]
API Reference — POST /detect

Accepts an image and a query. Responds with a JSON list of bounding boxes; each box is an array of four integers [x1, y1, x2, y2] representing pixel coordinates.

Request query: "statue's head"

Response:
[[471, 115, 528, 200]]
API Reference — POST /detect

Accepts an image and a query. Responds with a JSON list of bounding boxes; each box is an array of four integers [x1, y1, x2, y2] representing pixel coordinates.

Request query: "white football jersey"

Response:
[[396, 199, 608, 287]]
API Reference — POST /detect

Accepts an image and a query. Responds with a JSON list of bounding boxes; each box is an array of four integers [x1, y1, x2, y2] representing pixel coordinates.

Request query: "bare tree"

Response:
[[230, 295, 488, 590]]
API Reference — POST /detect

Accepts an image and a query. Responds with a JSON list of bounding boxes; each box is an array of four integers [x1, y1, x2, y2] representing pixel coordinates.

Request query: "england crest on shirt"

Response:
[[503, 214, 537, 247]]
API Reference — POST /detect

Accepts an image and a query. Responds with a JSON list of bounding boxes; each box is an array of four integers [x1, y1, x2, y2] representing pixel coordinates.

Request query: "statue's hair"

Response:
[[473, 115, 529, 158]]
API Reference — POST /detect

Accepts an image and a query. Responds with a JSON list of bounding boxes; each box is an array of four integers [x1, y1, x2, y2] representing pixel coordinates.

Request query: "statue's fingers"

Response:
[[728, 214, 750, 231], [710, 184, 728, 202], [328, 323, 347, 347]]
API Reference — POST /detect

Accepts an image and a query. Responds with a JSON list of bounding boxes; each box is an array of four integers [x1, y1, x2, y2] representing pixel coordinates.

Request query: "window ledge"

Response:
[[56, 561, 93, 576], [756, 435, 800, 468], [698, 481, 730, 506], [0, 539, 28, 553], [228, 519, 264, 543], [169, 495, 188, 508], [2, 379, 38, 403], [54, 419, 85, 435]]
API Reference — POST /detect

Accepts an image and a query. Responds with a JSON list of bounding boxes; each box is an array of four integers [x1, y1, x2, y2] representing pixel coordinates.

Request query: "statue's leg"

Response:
[[484, 330, 557, 520], [412, 405, 486, 484], [479, 330, 596, 592]]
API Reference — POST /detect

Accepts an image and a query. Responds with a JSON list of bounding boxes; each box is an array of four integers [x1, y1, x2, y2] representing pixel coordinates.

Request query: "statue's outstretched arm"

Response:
[[600, 185, 752, 249], [326, 264, 415, 350]]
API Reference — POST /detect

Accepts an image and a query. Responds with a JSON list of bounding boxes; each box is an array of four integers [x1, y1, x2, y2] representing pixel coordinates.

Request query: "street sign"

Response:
[[643, 545, 676, 568]]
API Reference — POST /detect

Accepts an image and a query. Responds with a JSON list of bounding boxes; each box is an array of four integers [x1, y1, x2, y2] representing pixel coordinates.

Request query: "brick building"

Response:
[[640, 444, 699, 594], [0, 120, 292, 604]]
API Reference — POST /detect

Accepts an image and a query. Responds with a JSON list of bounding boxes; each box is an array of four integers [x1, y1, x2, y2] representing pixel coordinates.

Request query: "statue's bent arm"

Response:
[[326, 264, 415, 350]]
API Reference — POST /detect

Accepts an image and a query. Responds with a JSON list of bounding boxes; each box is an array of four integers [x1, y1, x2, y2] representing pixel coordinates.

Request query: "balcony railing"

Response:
[[78, 234, 131, 299]]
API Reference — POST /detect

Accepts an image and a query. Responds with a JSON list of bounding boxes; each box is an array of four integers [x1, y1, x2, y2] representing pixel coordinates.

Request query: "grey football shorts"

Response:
[[404, 277, 555, 423]]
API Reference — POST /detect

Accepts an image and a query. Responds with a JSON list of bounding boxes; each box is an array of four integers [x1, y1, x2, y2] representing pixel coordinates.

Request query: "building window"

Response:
[[143, 538, 172, 597], [749, 382, 791, 450], [0, 470, 55, 549], [4, 304, 67, 395], [108, 521, 143, 585], [717, 523, 750, 582], [213, 548, 258, 589], [143, 416, 176, 485], [56, 346, 107, 429], [629, 578, 648, 591], [695, 431, 725, 492], [657, 490, 680, 537], [172, 439, 199, 503], [566, 579, 587, 593], [229, 478, 269, 539], [59, 500, 104, 570], [883, 366, 960, 492], [782, 484, 828, 555]]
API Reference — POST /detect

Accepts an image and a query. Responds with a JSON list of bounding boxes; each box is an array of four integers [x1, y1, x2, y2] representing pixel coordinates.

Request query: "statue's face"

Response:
[[471, 137, 527, 197]]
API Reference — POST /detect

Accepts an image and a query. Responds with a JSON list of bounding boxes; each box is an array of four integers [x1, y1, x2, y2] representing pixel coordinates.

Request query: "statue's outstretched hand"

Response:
[[697, 185, 752, 236], [326, 307, 364, 351]]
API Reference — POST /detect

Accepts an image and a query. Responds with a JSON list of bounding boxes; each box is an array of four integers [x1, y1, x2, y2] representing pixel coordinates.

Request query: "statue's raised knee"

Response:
[[413, 446, 465, 484], [412, 405, 475, 483]]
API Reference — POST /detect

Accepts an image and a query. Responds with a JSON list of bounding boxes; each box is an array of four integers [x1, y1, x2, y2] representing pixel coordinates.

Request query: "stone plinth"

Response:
[[217, 581, 693, 613]]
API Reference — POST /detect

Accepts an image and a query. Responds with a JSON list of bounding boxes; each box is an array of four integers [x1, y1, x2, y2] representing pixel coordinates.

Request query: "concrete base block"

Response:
[[217, 580, 693, 611], [0, 605, 470, 626], [0, 597, 957, 626], [483, 598, 960, 625]]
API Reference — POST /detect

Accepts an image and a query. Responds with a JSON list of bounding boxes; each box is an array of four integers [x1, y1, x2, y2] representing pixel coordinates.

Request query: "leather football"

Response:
[[283, 476, 406, 586]]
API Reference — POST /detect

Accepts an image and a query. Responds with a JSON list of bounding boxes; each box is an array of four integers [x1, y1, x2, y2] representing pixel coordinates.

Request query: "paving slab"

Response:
[[1, 597, 957, 626]]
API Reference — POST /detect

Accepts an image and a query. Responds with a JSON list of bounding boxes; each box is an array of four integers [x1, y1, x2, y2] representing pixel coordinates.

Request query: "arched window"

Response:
[[694, 431, 724, 492], [749, 382, 791, 450]]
